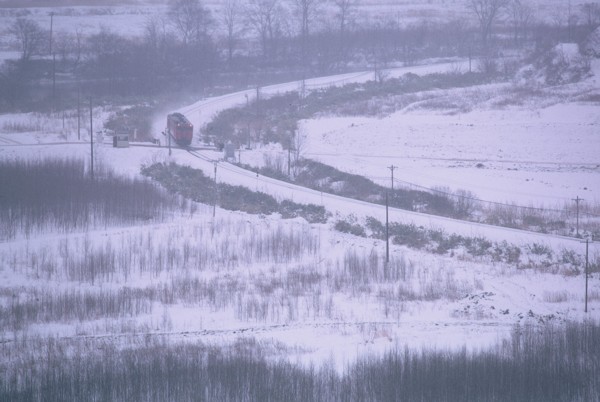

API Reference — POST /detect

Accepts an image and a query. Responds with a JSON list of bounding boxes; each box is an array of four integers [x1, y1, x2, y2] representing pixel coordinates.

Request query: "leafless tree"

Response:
[[145, 15, 171, 50], [143, 15, 173, 77], [506, 0, 533, 46], [288, 0, 320, 59], [581, 2, 600, 30], [332, 0, 357, 59], [467, 0, 509, 47], [334, 0, 357, 35], [169, 0, 213, 46], [9, 18, 46, 61], [221, 0, 246, 65], [245, 0, 284, 61]]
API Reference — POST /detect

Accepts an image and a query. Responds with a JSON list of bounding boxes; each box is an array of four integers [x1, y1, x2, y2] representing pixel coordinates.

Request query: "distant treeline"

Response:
[[1, 0, 598, 111]]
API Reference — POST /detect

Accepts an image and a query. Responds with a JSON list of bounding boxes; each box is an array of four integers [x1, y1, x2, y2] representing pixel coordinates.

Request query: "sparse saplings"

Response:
[[0, 158, 177, 240], [1, 322, 598, 401]]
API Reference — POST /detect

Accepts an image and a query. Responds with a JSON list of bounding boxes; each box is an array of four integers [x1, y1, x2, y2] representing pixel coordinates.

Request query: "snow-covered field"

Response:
[[302, 95, 600, 206], [1, 55, 599, 373]]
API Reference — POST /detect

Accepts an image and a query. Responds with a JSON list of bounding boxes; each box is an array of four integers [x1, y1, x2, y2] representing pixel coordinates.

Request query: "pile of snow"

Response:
[[515, 43, 591, 85]]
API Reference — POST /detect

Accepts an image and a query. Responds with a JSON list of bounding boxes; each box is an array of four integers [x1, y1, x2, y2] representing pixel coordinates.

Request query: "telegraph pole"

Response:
[[49, 12, 54, 55], [89, 97, 94, 181], [213, 161, 218, 218], [245, 93, 250, 149], [585, 237, 589, 313], [256, 86, 260, 117], [52, 53, 56, 107], [77, 84, 81, 140], [388, 165, 397, 191], [168, 127, 172, 156], [581, 236, 593, 313], [288, 145, 291, 177], [573, 196, 583, 237], [385, 192, 390, 264], [568, 0, 572, 42]]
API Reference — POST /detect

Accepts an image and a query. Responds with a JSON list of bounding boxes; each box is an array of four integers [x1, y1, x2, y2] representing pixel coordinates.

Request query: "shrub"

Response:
[[390, 223, 428, 249], [335, 220, 366, 237], [142, 162, 329, 223]]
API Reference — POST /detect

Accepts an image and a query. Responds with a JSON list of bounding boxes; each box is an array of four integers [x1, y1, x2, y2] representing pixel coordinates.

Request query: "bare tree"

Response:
[[333, 0, 357, 38], [288, 0, 320, 60], [9, 18, 45, 61], [143, 15, 172, 77], [332, 0, 357, 60], [245, 0, 284, 61], [169, 0, 213, 46], [145, 15, 171, 49], [506, 0, 533, 46], [221, 0, 246, 65], [581, 2, 600, 30], [467, 0, 509, 47]]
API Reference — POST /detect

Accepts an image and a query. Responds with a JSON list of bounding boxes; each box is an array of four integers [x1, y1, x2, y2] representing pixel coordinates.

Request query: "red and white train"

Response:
[[167, 113, 193, 146]]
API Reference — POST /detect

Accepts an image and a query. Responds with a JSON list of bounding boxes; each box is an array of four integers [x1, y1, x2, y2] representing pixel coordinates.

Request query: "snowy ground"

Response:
[[1, 57, 599, 370], [302, 99, 600, 206]]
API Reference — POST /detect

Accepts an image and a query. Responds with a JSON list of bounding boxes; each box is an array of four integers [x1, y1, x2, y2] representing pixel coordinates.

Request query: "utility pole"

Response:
[[385, 192, 390, 264], [584, 237, 589, 313], [288, 146, 291, 177], [245, 93, 250, 149], [299, 76, 306, 100], [468, 45, 472, 73], [168, 127, 172, 156], [288, 130, 294, 177], [388, 165, 397, 191], [52, 53, 56, 107], [89, 97, 94, 181], [49, 12, 54, 55], [256, 86, 260, 116], [573, 196, 584, 237], [568, 0, 572, 42], [77, 84, 81, 140], [213, 161, 218, 218]]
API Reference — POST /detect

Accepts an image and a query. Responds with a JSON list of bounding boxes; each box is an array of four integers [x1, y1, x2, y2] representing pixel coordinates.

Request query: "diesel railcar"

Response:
[[167, 113, 193, 146]]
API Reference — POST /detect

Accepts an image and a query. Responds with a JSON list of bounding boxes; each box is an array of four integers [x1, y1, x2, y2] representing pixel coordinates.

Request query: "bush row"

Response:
[[141, 162, 328, 223], [335, 216, 598, 273]]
